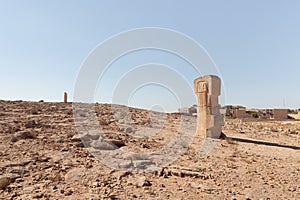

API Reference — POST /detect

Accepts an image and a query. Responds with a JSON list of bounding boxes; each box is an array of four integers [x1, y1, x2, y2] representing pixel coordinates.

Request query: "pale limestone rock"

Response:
[[194, 75, 224, 138]]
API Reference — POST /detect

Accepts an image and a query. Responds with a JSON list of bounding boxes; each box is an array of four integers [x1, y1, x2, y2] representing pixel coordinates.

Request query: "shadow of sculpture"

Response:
[[223, 135, 300, 150]]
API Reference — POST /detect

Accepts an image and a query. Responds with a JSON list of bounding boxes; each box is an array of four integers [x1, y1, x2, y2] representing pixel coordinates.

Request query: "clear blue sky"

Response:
[[0, 0, 299, 111]]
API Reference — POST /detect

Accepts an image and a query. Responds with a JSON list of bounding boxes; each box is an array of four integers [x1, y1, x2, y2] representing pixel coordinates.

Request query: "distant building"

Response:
[[272, 109, 288, 120], [178, 107, 190, 114], [178, 105, 197, 115], [223, 105, 248, 118], [233, 108, 248, 118], [182, 105, 290, 120], [259, 109, 273, 119]]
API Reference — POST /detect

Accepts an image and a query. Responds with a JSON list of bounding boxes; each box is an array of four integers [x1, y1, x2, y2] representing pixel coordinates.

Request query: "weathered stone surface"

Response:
[[194, 75, 224, 138]]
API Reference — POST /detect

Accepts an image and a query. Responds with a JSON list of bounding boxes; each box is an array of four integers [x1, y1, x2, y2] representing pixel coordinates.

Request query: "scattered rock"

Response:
[[99, 119, 109, 125], [65, 190, 73, 196], [0, 176, 11, 190], [90, 141, 117, 150], [0, 173, 20, 190], [25, 120, 37, 128], [270, 128, 278, 132], [105, 139, 125, 148], [165, 167, 211, 179], [71, 134, 82, 142], [125, 127, 134, 133], [49, 106, 57, 111], [7, 167, 29, 175], [87, 130, 100, 140], [289, 130, 298, 135], [0, 100, 299, 199], [31, 108, 39, 115], [189, 182, 203, 189], [64, 168, 86, 183], [11, 130, 37, 142], [128, 176, 152, 187], [10, 136, 18, 143]]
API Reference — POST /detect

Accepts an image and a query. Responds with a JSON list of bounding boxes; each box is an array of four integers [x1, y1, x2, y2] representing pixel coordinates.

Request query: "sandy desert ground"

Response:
[[0, 100, 299, 199]]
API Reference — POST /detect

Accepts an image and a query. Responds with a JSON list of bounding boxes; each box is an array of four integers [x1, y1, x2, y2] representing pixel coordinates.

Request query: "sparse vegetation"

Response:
[[246, 111, 259, 118]]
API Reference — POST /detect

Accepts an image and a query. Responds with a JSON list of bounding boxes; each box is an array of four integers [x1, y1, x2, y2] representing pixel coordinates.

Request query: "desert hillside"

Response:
[[0, 100, 299, 199]]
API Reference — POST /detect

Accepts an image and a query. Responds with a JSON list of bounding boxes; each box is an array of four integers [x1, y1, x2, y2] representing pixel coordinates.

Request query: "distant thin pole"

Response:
[[64, 92, 68, 103]]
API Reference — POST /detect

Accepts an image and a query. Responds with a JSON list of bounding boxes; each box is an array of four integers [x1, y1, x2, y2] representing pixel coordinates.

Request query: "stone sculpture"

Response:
[[194, 75, 224, 138]]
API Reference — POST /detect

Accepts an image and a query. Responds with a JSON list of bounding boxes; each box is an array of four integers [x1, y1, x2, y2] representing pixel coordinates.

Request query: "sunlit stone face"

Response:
[[194, 75, 224, 139]]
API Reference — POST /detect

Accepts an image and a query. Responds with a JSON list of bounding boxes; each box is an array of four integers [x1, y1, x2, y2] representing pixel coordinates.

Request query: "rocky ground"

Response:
[[0, 100, 299, 199]]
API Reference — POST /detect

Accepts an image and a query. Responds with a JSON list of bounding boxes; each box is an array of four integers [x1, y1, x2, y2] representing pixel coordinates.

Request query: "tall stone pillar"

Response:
[[64, 92, 68, 103], [194, 75, 224, 138]]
